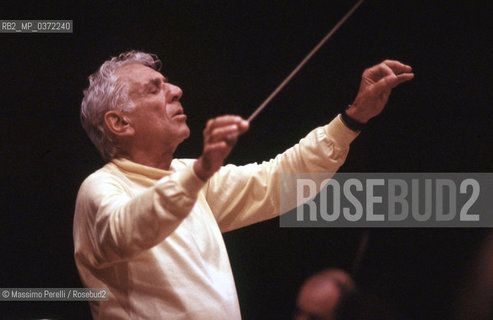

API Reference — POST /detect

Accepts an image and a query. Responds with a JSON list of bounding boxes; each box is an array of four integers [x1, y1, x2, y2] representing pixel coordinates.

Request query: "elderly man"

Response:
[[74, 50, 413, 319]]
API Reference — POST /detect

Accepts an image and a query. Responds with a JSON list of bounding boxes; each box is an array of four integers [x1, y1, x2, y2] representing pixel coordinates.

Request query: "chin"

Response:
[[179, 127, 191, 141]]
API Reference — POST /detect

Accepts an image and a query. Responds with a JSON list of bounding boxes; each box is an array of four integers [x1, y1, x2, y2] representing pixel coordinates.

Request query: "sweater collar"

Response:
[[111, 158, 173, 180]]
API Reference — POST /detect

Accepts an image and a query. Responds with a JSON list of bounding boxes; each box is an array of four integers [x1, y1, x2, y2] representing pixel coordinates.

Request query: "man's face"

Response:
[[117, 63, 190, 149]]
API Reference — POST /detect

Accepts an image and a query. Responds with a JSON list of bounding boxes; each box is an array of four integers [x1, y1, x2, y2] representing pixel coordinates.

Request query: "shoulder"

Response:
[[79, 163, 119, 188], [76, 163, 128, 203]]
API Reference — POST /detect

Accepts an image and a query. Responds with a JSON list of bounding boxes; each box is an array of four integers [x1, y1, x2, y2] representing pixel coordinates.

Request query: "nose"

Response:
[[166, 83, 183, 102]]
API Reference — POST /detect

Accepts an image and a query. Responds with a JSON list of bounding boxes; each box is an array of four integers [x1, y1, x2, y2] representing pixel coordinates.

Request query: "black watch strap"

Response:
[[340, 105, 366, 132]]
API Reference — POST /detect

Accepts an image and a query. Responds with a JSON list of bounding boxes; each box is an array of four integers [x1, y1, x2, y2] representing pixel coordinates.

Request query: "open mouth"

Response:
[[173, 108, 187, 120]]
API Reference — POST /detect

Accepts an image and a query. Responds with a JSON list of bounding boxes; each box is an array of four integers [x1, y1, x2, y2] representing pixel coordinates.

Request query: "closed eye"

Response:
[[146, 77, 167, 94]]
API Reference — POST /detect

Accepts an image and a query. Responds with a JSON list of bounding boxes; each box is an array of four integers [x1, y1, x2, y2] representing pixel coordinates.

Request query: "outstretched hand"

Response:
[[347, 60, 414, 123], [193, 115, 249, 181]]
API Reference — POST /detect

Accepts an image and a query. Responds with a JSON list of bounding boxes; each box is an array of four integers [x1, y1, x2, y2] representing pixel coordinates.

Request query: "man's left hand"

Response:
[[347, 60, 414, 123]]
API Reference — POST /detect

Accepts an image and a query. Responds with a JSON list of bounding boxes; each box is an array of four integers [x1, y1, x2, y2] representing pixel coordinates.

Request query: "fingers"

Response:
[[365, 60, 413, 84], [365, 62, 394, 81], [203, 141, 229, 155], [367, 59, 414, 91], [203, 115, 249, 143], [204, 115, 248, 132], [393, 72, 414, 87], [377, 72, 414, 91], [208, 124, 240, 142], [381, 59, 412, 75]]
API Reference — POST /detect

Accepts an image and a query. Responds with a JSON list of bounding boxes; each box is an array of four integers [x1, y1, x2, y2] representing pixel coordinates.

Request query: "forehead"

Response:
[[117, 63, 165, 87]]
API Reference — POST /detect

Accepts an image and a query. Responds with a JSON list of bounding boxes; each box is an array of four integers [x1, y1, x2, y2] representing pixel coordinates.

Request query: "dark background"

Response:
[[0, 1, 492, 319]]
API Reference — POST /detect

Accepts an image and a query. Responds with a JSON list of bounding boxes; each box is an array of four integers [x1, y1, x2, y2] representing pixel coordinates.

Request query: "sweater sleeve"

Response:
[[204, 115, 359, 232], [73, 163, 206, 269]]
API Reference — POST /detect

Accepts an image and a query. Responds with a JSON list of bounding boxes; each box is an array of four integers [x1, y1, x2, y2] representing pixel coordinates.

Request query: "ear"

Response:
[[104, 110, 135, 137]]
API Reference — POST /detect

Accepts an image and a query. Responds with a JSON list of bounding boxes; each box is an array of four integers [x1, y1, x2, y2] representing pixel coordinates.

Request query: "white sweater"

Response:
[[73, 116, 358, 319]]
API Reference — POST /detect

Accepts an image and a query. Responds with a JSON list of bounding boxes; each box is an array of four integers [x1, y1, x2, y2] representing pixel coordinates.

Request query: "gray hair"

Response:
[[80, 50, 162, 161]]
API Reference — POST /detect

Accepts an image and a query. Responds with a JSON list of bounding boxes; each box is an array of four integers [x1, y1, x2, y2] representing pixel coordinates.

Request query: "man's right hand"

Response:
[[193, 115, 249, 181]]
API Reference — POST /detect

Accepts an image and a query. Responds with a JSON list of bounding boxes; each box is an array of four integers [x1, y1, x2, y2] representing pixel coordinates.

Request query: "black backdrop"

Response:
[[1, 1, 492, 319]]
